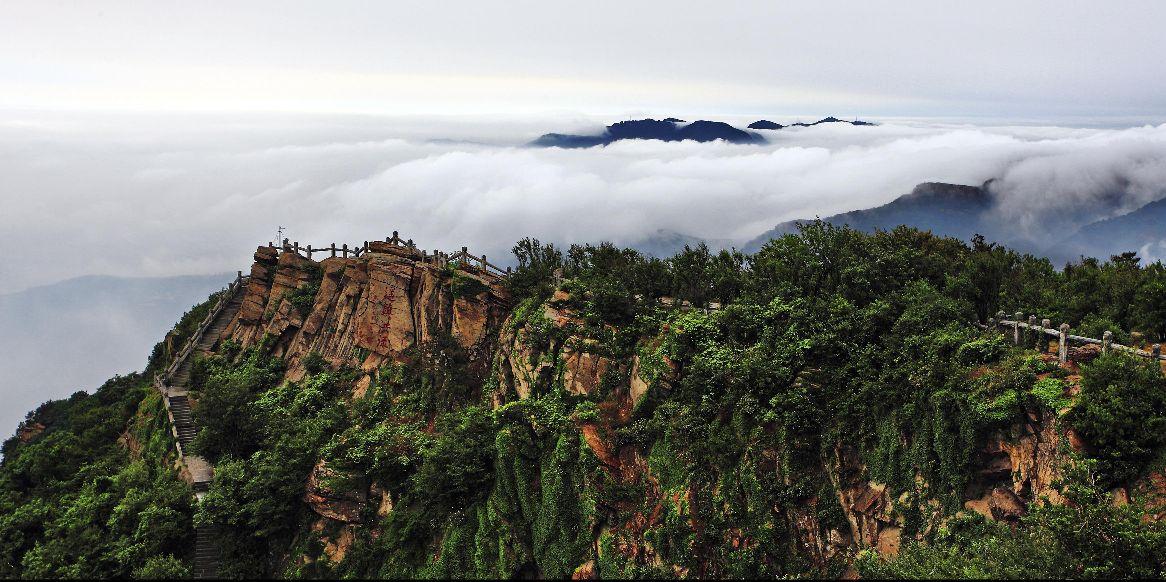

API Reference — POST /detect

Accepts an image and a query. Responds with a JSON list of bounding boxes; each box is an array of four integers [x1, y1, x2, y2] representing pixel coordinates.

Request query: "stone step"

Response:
[[192, 526, 221, 579]]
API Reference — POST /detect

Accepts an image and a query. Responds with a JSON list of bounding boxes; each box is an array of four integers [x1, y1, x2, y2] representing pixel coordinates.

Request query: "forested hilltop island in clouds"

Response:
[[531, 115, 874, 147], [4, 1, 1166, 580]]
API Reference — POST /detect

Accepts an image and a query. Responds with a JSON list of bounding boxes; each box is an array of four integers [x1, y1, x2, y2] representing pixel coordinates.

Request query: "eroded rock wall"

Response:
[[224, 244, 511, 383]]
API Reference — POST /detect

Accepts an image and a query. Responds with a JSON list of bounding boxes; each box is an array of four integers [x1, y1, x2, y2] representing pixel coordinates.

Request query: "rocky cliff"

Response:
[[224, 242, 510, 386], [191, 243, 1166, 578], [8, 225, 1166, 579]]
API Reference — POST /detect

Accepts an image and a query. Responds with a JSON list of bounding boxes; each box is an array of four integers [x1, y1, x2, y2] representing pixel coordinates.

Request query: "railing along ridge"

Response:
[[985, 310, 1164, 365], [269, 230, 511, 279]]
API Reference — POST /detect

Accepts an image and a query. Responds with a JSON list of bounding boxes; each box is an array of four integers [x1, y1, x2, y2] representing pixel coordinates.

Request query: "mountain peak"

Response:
[[532, 118, 765, 148]]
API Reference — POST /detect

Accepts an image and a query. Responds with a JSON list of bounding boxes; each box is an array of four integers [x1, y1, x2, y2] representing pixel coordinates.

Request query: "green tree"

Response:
[[1067, 353, 1166, 485]]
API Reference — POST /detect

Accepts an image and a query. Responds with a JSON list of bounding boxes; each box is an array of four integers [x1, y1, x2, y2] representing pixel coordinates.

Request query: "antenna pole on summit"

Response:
[[276, 225, 285, 247]]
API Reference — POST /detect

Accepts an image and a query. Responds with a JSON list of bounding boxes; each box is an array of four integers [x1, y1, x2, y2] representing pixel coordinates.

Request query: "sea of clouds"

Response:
[[2, 111, 1166, 439], [2, 112, 1166, 295]]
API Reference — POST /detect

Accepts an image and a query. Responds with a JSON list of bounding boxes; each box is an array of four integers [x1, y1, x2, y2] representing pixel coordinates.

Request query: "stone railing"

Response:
[[270, 231, 511, 279], [159, 271, 249, 385], [987, 310, 1165, 365]]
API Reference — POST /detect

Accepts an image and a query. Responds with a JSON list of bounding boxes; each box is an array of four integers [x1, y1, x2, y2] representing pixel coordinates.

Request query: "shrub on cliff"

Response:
[[1067, 352, 1166, 486], [508, 238, 563, 302], [857, 460, 1166, 579]]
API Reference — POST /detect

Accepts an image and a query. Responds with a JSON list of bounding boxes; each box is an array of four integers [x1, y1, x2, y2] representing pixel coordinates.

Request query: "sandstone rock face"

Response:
[[629, 356, 650, 405], [1068, 343, 1103, 365], [562, 342, 611, 396], [826, 445, 902, 557], [233, 246, 280, 328], [303, 461, 367, 523], [310, 519, 357, 563], [224, 246, 510, 383], [17, 421, 45, 443], [979, 407, 1068, 506], [1136, 471, 1166, 521]]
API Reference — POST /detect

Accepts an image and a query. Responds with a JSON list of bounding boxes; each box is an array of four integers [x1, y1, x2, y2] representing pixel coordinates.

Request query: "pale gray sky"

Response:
[[2, 1, 1165, 118]]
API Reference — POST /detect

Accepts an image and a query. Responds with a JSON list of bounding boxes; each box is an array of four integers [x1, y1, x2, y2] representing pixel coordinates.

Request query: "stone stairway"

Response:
[[167, 395, 197, 449], [157, 277, 247, 580], [171, 291, 244, 388], [193, 526, 222, 579]]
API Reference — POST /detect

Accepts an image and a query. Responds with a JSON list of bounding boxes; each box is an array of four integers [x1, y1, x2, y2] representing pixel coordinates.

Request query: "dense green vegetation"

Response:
[[0, 292, 224, 578], [4, 223, 1166, 579], [858, 460, 1166, 579]]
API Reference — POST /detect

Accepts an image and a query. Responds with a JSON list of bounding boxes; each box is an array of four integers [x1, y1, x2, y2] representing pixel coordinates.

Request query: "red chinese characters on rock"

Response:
[[373, 289, 395, 350]]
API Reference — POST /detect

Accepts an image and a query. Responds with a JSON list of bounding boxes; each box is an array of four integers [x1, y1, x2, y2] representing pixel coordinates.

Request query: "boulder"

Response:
[[254, 245, 279, 263], [367, 240, 422, 258], [303, 461, 367, 523]]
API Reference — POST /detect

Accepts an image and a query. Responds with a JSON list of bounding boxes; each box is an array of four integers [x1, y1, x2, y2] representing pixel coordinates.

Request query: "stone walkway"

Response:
[[157, 282, 246, 579]]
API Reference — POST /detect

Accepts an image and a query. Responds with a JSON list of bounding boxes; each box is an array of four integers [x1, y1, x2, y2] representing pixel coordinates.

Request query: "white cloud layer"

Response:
[[2, 112, 1166, 294]]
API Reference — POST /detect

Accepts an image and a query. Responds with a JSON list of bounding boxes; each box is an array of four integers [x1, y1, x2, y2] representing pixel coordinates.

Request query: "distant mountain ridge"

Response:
[[1055, 197, 1166, 262], [531, 115, 874, 148], [748, 117, 876, 130], [628, 229, 734, 258], [744, 182, 1001, 252], [532, 118, 765, 148], [744, 181, 1166, 265]]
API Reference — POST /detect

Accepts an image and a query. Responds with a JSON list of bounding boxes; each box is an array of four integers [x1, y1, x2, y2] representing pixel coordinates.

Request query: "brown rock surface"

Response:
[[303, 461, 366, 523], [985, 407, 1067, 504], [17, 421, 45, 443], [223, 245, 509, 384], [562, 342, 611, 396]]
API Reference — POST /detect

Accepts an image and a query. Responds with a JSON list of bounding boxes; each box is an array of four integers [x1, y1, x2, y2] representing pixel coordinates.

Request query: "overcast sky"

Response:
[[2, 1, 1165, 119]]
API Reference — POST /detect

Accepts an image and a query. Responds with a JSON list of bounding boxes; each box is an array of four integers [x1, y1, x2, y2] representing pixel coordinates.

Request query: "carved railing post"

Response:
[[1041, 319, 1051, 352], [1154, 344, 1162, 360], [1102, 330, 1113, 353], [1014, 311, 1024, 345], [1028, 315, 1037, 347], [1059, 323, 1070, 364]]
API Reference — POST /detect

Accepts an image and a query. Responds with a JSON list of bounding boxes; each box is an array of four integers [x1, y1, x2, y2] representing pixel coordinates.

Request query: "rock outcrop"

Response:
[[224, 244, 511, 384]]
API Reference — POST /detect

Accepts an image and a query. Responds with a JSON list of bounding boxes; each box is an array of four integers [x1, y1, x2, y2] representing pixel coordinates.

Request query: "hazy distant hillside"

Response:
[[0, 273, 232, 439], [744, 182, 1002, 252], [746, 181, 1166, 264], [629, 228, 735, 258], [1052, 197, 1166, 263]]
